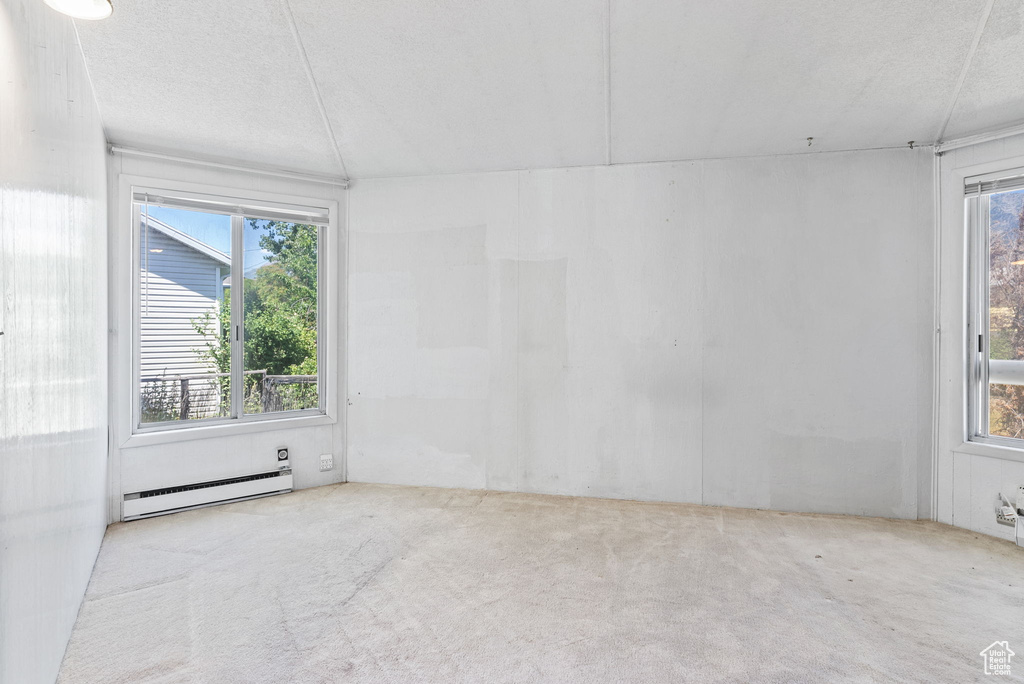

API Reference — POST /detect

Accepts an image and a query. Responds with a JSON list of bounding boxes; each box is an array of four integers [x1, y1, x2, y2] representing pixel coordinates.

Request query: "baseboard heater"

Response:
[[123, 468, 293, 520]]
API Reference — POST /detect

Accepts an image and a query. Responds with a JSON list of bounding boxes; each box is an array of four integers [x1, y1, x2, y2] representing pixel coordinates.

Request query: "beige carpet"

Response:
[[57, 483, 1024, 683]]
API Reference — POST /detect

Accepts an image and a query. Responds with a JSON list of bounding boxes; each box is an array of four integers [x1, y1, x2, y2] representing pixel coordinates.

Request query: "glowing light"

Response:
[[43, 0, 112, 20]]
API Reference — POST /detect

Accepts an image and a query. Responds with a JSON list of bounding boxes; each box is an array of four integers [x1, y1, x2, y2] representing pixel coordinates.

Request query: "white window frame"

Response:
[[966, 165, 1024, 449], [119, 174, 339, 446]]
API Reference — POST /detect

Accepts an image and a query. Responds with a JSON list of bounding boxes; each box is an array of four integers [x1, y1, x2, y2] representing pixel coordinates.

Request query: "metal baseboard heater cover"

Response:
[[123, 468, 293, 520]]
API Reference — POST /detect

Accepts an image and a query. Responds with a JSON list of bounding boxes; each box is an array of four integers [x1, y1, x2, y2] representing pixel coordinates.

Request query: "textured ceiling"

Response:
[[611, 0, 985, 161], [286, 0, 607, 178], [76, 0, 340, 174], [74, 0, 1023, 179], [944, 0, 1024, 139]]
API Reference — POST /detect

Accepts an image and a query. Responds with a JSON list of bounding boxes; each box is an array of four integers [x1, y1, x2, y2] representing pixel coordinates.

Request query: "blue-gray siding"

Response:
[[139, 228, 226, 415]]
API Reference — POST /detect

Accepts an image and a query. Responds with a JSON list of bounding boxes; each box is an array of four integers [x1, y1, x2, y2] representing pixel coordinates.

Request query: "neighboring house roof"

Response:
[[142, 215, 231, 267]]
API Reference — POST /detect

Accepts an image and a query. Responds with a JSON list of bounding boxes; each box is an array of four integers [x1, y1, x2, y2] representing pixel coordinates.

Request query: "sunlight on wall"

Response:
[[0, 2, 109, 683]]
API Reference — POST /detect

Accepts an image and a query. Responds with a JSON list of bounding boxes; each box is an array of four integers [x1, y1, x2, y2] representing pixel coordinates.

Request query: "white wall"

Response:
[[0, 2, 109, 682], [106, 153, 347, 520], [936, 132, 1024, 543], [348, 148, 935, 519]]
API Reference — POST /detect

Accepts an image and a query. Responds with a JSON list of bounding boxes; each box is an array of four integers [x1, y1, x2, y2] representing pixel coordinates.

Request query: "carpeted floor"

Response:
[[57, 483, 1024, 683]]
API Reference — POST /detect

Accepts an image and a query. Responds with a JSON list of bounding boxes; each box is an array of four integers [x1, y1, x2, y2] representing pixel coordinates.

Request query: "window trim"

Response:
[[965, 167, 1024, 449], [118, 174, 339, 448]]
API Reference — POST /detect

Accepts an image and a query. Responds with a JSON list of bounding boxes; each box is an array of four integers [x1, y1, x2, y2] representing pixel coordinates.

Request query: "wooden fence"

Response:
[[140, 370, 318, 421]]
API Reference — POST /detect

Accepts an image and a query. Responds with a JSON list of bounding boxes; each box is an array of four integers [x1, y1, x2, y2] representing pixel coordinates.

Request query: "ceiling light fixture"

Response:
[[43, 0, 112, 20]]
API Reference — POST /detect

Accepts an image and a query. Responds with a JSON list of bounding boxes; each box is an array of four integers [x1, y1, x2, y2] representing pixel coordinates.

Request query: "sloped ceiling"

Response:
[[944, 0, 1024, 139], [74, 0, 1023, 179], [76, 0, 340, 174]]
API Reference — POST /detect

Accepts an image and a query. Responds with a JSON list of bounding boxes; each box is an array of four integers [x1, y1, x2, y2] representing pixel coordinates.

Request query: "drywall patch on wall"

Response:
[[517, 258, 570, 494], [350, 224, 487, 275], [348, 400, 488, 490], [571, 164, 704, 504], [700, 151, 931, 520], [347, 162, 709, 505], [348, 225, 491, 400], [348, 188, 516, 489], [484, 258, 521, 491], [507, 164, 706, 503], [348, 225, 491, 350], [414, 264, 489, 349], [765, 433, 906, 516], [347, 149, 933, 518]]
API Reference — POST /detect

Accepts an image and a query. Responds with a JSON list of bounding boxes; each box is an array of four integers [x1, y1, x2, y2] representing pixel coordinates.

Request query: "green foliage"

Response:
[[192, 221, 319, 412], [241, 298, 317, 376], [194, 296, 231, 376], [256, 220, 318, 326], [244, 220, 318, 376]]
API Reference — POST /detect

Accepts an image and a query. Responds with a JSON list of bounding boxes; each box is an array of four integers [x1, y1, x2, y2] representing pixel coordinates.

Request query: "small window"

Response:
[[134, 189, 327, 431], [967, 170, 1024, 445]]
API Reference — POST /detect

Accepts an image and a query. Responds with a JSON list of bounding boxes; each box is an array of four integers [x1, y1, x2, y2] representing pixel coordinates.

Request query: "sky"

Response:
[[142, 205, 273, 276], [991, 189, 1024, 235]]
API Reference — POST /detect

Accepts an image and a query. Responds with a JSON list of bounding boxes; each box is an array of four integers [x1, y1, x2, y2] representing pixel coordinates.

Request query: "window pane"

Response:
[[138, 204, 232, 424], [241, 218, 319, 414], [987, 188, 1024, 439]]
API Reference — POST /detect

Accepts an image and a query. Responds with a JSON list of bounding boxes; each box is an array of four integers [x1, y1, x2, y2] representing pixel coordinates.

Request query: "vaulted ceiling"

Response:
[[76, 0, 1023, 179]]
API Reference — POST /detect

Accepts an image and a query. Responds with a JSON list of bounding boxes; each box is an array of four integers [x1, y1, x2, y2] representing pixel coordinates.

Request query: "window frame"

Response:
[[122, 175, 339, 445], [965, 166, 1024, 449]]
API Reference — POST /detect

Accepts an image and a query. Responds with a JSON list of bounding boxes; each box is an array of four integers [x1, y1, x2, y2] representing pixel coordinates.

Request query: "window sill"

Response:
[[121, 412, 336, 449], [955, 439, 1024, 464]]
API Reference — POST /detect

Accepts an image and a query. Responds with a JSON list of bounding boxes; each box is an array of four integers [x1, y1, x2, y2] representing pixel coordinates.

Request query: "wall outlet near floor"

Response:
[[996, 493, 1017, 526], [319, 454, 334, 472]]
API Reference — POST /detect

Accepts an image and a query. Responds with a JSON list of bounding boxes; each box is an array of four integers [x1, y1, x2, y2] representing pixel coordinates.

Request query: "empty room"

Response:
[[3, 0, 1024, 681]]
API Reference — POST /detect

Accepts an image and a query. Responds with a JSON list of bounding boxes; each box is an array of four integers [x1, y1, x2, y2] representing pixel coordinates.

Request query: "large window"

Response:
[[967, 170, 1024, 445], [134, 188, 327, 431]]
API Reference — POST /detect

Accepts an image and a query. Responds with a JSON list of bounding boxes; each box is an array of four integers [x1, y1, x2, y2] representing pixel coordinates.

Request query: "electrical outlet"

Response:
[[319, 454, 334, 472], [997, 506, 1017, 526], [996, 493, 1017, 526]]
